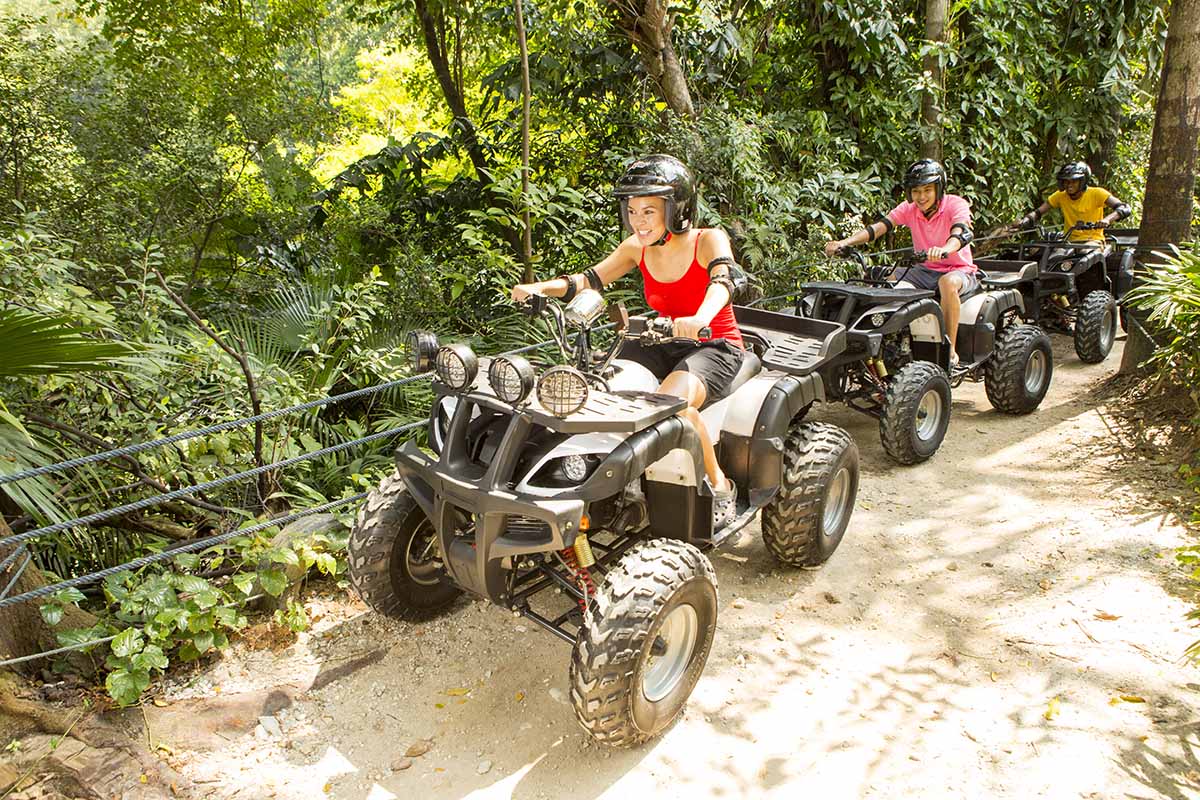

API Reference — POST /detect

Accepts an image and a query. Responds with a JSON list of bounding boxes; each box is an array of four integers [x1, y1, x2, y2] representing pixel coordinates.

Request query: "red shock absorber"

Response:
[[559, 548, 595, 612]]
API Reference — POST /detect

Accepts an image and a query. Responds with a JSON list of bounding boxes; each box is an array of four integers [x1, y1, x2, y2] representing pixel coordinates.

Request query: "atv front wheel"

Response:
[[1074, 290, 1118, 363], [347, 472, 461, 620], [984, 324, 1053, 414], [879, 361, 951, 465], [569, 539, 717, 747], [761, 422, 859, 567]]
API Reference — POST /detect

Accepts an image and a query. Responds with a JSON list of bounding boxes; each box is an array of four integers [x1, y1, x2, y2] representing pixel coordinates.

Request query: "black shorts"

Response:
[[617, 339, 745, 401], [894, 265, 979, 297]]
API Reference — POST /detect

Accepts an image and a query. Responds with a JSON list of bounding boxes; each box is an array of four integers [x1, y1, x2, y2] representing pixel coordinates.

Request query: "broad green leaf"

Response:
[[106, 667, 150, 706], [110, 628, 143, 658], [258, 568, 288, 597]]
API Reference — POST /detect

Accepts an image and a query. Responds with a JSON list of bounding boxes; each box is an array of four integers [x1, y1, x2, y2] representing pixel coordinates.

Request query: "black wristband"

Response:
[[556, 275, 577, 303], [584, 268, 603, 291]]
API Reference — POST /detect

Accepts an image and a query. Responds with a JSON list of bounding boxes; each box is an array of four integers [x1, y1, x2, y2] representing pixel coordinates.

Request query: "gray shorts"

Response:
[[894, 266, 979, 297]]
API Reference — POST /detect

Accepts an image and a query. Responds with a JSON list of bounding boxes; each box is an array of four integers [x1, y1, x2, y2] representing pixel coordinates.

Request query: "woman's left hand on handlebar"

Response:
[[511, 284, 540, 302], [672, 315, 708, 340]]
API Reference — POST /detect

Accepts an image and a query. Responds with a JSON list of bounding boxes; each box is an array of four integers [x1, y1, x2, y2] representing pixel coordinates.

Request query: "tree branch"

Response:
[[24, 415, 234, 517]]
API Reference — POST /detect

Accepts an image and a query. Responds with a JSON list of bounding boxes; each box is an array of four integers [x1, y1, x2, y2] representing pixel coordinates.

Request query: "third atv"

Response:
[[976, 221, 1137, 362]]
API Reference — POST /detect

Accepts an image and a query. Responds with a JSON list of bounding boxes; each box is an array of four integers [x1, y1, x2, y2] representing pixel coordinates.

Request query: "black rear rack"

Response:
[[734, 305, 846, 376]]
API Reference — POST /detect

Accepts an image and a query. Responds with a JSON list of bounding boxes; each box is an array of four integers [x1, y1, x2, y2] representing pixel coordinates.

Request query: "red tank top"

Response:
[[638, 231, 743, 348]]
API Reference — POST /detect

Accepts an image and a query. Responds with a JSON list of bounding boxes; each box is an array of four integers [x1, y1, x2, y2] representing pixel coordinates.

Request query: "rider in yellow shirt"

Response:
[[1008, 162, 1131, 247]]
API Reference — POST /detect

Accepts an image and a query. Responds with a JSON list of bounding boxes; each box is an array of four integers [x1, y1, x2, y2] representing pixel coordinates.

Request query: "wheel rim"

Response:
[[1024, 349, 1047, 393], [914, 389, 944, 442], [1100, 307, 1115, 351], [823, 466, 852, 535], [642, 604, 699, 702], [403, 518, 442, 586]]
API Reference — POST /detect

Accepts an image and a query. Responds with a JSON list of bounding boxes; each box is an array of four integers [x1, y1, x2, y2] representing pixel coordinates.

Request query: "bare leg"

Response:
[[659, 371, 730, 492], [938, 272, 965, 363]]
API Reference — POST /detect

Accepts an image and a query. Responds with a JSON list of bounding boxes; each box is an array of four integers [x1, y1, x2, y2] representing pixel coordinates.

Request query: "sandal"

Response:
[[711, 478, 738, 530]]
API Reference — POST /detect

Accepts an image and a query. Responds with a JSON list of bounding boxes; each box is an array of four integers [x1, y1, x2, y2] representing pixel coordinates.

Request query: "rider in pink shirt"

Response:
[[825, 159, 978, 366]]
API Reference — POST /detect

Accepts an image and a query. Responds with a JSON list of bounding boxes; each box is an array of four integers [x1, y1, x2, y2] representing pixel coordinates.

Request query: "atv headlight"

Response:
[[1059, 260, 1074, 272], [870, 313, 888, 328], [536, 366, 589, 417], [407, 330, 439, 373], [434, 344, 478, 391], [488, 355, 535, 405]]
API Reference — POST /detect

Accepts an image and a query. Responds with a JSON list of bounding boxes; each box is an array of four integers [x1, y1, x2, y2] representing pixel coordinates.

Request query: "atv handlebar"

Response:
[[632, 316, 711, 343]]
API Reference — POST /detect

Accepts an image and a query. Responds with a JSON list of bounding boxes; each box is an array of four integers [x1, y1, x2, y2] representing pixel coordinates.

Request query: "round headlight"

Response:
[[536, 366, 589, 418], [560, 454, 591, 482], [407, 330, 439, 373], [488, 355, 536, 405], [870, 313, 887, 328], [1059, 260, 1074, 272], [434, 344, 478, 391]]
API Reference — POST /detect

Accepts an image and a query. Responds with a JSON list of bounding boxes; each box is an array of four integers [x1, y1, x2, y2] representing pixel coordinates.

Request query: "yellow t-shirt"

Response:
[[1048, 187, 1111, 243]]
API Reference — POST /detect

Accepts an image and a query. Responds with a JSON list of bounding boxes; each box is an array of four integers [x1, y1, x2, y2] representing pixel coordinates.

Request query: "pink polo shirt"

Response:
[[887, 194, 977, 273]]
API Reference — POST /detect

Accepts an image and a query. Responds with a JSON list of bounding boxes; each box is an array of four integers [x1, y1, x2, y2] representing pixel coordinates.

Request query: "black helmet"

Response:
[[902, 159, 947, 203], [613, 154, 697, 237], [1056, 161, 1091, 191]]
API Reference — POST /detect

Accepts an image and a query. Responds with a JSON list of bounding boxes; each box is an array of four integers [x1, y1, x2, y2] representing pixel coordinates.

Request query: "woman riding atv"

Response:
[[511, 154, 745, 528]]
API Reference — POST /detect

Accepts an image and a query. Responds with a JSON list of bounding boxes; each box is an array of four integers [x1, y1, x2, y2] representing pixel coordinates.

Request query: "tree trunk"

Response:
[[0, 530, 100, 679], [919, 0, 948, 161], [514, 0, 534, 283], [609, 0, 696, 118], [413, 0, 493, 178], [1120, 0, 1200, 375]]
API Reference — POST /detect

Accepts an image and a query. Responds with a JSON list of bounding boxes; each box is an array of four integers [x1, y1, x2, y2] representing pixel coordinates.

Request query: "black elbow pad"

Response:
[[949, 223, 974, 247], [1114, 203, 1132, 221], [708, 257, 757, 304]]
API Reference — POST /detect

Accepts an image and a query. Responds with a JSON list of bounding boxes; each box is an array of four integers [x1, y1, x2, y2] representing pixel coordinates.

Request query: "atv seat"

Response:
[[705, 350, 761, 407], [980, 260, 1037, 288]]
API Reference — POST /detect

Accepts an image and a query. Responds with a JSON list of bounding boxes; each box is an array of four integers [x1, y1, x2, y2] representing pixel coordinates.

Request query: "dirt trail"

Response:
[[155, 335, 1200, 799]]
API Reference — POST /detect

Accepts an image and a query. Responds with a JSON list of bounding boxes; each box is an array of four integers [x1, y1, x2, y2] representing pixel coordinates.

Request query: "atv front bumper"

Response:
[[395, 389, 700, 604]]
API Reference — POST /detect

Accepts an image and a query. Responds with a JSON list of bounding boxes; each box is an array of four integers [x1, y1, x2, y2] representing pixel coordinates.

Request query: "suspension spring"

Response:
[[559, 547, 596, 612]]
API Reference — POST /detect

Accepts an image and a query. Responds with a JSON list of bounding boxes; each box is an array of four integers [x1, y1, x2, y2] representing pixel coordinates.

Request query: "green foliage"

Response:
[[1126, 247, 1200, 415], [47, 525, 345, 706]]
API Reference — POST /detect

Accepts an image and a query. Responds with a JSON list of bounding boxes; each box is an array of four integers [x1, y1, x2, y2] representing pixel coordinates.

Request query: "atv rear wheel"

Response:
[[879, 361, 951, 465], [762, 422, 859, 567], [984, 324, 1053, 414], [347, 472, 461, 620], [1074, 290, 1118, 363], [569, 539, 717, 747]]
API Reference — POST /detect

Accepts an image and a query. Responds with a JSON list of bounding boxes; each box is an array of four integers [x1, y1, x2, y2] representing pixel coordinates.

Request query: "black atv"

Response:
[[786, 248, 1054, 465], [347, 288, 859, 747], [975, 222, 1137, 362]]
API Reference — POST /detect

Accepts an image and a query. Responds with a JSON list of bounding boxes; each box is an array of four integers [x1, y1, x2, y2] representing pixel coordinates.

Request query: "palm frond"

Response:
[[0, 308, 135, 377]]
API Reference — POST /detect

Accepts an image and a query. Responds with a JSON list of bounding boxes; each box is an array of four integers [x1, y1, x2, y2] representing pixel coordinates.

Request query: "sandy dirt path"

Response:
[[159, 335, 1200, 800]]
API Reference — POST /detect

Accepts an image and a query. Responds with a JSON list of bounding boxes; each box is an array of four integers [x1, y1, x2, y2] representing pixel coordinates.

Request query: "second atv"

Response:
[[782, 247, 1055, 464]]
